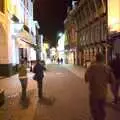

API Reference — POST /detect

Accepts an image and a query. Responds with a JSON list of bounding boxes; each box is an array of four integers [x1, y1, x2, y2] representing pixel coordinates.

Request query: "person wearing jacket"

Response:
[[110, 53, 120, 104], [18, 59, 28, 101], [33, 60, 46, 100], [85, 53, 116, 120]]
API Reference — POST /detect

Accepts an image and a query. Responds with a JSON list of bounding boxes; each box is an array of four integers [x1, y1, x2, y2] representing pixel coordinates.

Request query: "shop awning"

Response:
[[16, 30, 33, 48], [17, 30, 33, 44]]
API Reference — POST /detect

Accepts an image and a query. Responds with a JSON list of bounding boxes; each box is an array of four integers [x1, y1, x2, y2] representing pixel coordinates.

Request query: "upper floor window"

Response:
[[0, 0, 4, 13], [21, 0, 24, 4], [88, 0, 96, 13], [103, 0, 107, 13], [95, 0, 102, 9]]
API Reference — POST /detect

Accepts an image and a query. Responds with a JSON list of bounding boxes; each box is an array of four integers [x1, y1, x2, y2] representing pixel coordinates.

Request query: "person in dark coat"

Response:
[[57, 58, 60, 64], [60, 58, 63, 64], [33, 60, 46, 100], [110, 53, 120, 104], [85, 53, 116, 120]]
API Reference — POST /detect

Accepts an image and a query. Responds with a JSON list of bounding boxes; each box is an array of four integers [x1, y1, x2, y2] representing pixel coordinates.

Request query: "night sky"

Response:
[[34, 0, 73, 47]]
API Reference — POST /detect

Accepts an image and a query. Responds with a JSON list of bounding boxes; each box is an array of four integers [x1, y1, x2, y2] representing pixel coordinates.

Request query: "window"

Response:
[[80, 32, 83, 46], [81, 7, 86, 26], [78, 10, 83, 28], [21, 0, 24, 4], [88, 0, 96, 13], [95, 0, 102, 9], [94, 22, 100, 42], [0, 0, 4, 13], [91, 25, 95, 43], [85, 2, 90, 18], [103, 20, 107, 41], [103, 0, 107, 13], [27, 0, 29, 10], [85, 30, 88, 45]]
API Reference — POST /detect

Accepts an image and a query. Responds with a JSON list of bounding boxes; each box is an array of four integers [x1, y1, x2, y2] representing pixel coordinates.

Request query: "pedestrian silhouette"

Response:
[[85, 53, 116, 120], [110, 53, 120, 104], [33, 60, 46, 101], [60, 58, 63, 64], [57, 58, 60, 64]]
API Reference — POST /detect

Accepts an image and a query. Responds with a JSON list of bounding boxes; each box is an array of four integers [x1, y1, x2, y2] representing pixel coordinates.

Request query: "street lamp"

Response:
[[58, 32, 63, 38]]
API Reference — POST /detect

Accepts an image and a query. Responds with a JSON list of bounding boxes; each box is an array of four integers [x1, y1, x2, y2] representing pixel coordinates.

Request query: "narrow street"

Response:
[[0, 64, 120, 120]]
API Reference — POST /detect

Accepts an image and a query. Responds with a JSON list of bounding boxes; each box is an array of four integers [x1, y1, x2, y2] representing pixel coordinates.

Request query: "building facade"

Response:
[[0, 0, 13, 76], [0, 0, 36, 76], [64, 6, 78, 65], [64, 0, 120, 67]]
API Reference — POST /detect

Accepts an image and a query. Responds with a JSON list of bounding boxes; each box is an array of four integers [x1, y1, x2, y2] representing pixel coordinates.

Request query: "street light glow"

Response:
[[58, 32, 63, 37]]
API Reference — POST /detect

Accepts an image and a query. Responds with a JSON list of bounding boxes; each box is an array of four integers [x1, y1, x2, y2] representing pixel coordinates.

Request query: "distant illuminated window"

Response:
[[85, 2, 90, 17], [0, 0, 4, 13]]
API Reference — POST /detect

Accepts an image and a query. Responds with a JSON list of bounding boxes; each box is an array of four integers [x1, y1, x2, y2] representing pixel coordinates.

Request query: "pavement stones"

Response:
[[0, 89, 37, 120], [0, 64, 120, 120]]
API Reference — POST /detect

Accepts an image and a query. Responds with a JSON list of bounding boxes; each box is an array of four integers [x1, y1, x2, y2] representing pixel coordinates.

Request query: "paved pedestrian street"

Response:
[[0, 90, 35, 120], [0, 64, 120, 120]]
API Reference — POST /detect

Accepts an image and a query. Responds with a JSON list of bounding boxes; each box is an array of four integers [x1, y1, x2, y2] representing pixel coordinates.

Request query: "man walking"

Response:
[[33, 60, 46, 100], [85, 53, 115, 120], [110, 53, 120, 104]]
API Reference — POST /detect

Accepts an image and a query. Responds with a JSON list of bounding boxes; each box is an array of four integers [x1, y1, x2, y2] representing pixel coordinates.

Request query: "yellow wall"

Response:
[[7, 0, 20, 19], [108, 0, 120, 32], [0, 0, 8, 41], [0, 0, 10, 63]]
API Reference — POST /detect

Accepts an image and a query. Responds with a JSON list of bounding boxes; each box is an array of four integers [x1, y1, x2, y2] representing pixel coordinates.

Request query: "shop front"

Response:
[[16, 29, 34, 68]]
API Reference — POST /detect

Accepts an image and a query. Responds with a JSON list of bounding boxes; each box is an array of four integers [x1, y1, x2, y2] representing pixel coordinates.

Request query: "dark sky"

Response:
[[34, 0, 73, 47]]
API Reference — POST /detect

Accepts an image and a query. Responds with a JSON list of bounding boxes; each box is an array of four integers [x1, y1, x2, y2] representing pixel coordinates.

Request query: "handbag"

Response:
[[33, 74, 37, 81]]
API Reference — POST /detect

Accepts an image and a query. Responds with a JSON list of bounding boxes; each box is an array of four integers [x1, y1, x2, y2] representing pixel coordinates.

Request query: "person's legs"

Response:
[[37, 80, 43, 99], [89, 97, 106, 120], [89, 97, 98, 120], [113, 81, 119, 104], [23, 79, 27, 98], [20, 79, 27, 100], [98, 99, 106, 120]]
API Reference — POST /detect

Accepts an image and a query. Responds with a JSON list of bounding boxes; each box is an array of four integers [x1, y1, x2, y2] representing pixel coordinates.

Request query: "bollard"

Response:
[[0, 89, 5, 107]]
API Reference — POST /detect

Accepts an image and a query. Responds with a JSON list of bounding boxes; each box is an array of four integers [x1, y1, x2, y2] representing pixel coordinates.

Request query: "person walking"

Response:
[[33, 60, 46, 100], [18, 59, 28, 101], [57, 58, 60, 64], [85, 53, 116, 120], [60, 58, 63, 64], [110, 53, 120, 104]]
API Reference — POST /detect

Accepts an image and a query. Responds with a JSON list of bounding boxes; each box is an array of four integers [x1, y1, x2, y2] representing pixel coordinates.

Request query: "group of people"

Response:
[[57, 57, 63, 64], [18, 53, 120, 120], [85, 53, 120, 120], [18, 59, 46, 102]]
